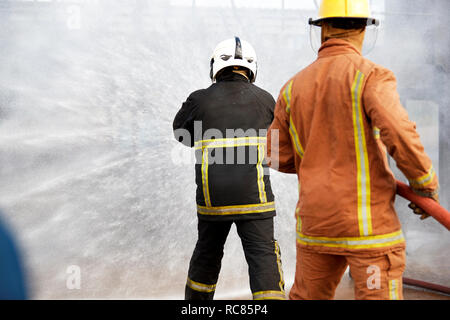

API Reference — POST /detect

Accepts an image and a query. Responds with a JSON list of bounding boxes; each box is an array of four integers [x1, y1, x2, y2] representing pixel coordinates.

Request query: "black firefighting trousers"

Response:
[[185, 217, 285, 300]]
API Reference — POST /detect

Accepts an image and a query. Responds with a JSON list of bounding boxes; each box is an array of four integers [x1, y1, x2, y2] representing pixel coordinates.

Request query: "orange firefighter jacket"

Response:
[[267, 39, 439, 255]]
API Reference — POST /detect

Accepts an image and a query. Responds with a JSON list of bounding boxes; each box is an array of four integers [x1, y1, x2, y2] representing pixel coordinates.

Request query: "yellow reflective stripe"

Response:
[[197, 142, 261, 150], [197, 136, 269, 207], [289, 116, 304, 158], [351, 70, 372, 236], [186, 278, 216, 293], [197, 202, 275, 216], [256, 144, 267, 203], [201, 149, 211, 207], [283, 80, 293, 113], [274, 241, 285, 292], [196, 137, 267, 144], [195, 137, 266, 150], [297, 230, 403, 242], [296, 215, 302, 234], [253, 290, 286, 300], [389, 279, 400, 300], [283, 80, 305, 159], [373, 126, 380, 139], [296, 230, 405, 249], [408, 166, 436, 188]]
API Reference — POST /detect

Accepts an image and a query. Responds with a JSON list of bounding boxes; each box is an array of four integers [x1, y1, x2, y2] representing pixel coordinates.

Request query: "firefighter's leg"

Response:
[[346, 249, 406, 300], [185, 219, 232, 300], [289, 245, 348, 300], [235, 217, 286, 300]]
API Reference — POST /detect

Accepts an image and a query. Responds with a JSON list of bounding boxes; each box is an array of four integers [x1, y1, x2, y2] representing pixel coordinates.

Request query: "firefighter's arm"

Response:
[[267, 91, 296, 174], [173, 92, 200, 147], [363, 67, 439, 198]]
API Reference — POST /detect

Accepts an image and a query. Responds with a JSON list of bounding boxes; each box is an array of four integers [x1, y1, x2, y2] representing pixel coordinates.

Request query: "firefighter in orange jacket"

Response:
[[267, 0, 439, 300]]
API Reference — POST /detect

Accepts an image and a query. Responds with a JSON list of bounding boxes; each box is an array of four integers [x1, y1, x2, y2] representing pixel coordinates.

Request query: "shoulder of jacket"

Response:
[[250, 84, 276, 103], [187, 88, 207, 101], [365, 64, 398, 87], [357, 58, 395, 80], [278, 74, 298, 96]]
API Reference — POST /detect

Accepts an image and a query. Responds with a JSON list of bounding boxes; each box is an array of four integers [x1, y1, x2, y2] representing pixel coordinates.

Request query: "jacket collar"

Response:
[[318, 39, 361, 59], [216, 71, 250, 83]]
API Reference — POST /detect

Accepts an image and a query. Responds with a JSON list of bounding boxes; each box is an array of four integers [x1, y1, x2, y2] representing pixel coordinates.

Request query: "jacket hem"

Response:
[[296, 229, 406, 256]]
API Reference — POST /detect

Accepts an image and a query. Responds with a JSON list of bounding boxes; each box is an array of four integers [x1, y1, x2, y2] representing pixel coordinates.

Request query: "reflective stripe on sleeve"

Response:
[[373, 127, 380, 139], [296, 215, 302, 234], [197, 202, 275, 216], [283, 80, 304, 159], [289, 117, 304, 158], [283, 80, 293, 114], [351, 70, 373, 236], [408, 166, 436, 189]]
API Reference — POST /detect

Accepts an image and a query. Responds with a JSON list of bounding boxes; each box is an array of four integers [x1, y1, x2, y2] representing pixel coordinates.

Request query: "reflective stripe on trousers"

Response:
[[253, 290, 286, 300], [252, 240, 286, 300], [186, 277, 216, 293], [274, 241, 285, 293], [389, 279, 400, 300]]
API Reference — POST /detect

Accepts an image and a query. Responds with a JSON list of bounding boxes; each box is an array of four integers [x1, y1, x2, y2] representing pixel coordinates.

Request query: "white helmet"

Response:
[[210, 37, 258, 83]]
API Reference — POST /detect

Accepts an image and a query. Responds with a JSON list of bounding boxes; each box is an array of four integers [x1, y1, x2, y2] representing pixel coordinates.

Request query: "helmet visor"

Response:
[[362, 20, 379, 56]]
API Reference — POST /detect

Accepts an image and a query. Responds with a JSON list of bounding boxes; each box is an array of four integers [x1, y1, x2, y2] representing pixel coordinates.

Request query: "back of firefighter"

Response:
[[267, 0, 439, 300], [173, 37, 285, 300]]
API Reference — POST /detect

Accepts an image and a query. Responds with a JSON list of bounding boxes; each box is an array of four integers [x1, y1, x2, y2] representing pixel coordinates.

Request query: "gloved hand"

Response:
[[408, 193, 440, 220]]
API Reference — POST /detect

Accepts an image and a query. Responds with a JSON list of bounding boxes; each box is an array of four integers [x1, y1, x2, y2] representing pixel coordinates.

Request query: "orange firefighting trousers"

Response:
[[290, 244, 405, 300]]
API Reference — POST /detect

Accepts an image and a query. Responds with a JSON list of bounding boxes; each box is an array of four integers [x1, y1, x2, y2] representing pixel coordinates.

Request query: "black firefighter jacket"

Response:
[[173, 72, 276, 221]]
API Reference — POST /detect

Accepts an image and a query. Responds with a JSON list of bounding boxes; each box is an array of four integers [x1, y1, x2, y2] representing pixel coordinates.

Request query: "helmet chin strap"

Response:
[[232, 68, 249, 80]]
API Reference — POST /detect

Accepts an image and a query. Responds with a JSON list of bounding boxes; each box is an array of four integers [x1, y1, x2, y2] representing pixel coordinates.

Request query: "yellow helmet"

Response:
[[309, 0, 379, 26]]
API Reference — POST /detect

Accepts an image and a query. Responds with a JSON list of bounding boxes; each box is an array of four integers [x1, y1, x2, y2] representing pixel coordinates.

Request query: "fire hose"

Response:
[[396, 180, 450, 231], [395, 180, 450, 295], [402, 277, 450, 295]]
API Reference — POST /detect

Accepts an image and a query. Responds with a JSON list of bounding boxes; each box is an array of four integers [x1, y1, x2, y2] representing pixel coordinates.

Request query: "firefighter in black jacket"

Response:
[[173, 37, 285, 300]]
